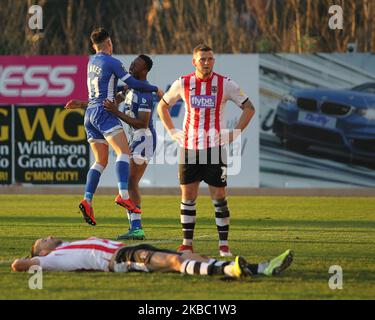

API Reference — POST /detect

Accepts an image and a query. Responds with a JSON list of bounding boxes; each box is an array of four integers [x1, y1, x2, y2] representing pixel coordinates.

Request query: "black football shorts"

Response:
[[178, 146, 228, 187]]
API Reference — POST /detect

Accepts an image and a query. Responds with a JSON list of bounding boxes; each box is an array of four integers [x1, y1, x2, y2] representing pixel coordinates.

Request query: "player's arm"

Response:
[[64, 99, 88, 110], [157, 98, 175, 134], [229, 99, 255, 142], [123, 76, 164, 99], [157, 80, 185, 144], [11, 257, 40, 272], [237, 99, 256, 131], [115, 85, 129, 104], [104, 99, 151, 129], [157, 98, 185, 144], [112, 59, 164, 98], [225, 80, 256, 143]]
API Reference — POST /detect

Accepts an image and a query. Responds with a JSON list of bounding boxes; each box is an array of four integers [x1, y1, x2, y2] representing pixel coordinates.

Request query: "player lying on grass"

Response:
[[11, 236, 294, 279]]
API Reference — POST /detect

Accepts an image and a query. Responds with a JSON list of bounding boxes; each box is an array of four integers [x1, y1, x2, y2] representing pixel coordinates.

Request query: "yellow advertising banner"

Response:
[[14, 106, 89, 184], [0, 106, 11, 184]]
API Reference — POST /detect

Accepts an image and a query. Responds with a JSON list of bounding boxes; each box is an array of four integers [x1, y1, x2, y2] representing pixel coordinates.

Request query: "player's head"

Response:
[[90, 27, 113, 55], [192, 44, 215, 78], [129, 55, 153, 80], [31, 236, 63, 257]]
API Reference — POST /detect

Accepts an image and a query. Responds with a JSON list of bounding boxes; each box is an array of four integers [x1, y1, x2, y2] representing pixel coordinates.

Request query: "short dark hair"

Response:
[[193, 44, 213, 56], [138, 54, 153, 72], [90, 27, 110, 45]]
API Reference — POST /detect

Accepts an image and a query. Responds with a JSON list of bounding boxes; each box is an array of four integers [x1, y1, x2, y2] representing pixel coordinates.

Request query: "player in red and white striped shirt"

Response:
[[158, 44, 255, 257], [28, 237, 124, 272], [11, 236, 293, 278]]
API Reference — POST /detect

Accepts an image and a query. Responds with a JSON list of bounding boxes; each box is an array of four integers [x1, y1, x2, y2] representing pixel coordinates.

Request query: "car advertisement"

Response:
[[260, 53, 375, 188]]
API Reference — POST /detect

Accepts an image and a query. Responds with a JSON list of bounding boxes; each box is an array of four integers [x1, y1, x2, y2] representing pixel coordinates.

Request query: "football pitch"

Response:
[[0, 194, 374, 300]]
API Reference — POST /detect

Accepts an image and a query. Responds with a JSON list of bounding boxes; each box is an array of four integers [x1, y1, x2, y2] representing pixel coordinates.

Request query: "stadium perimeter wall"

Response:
[[2, 54, 375, 191]]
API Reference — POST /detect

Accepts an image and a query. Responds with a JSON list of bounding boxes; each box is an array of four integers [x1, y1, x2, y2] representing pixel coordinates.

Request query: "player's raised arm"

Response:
[[111, 58, 163, 97], [64, 99, 88, 110]]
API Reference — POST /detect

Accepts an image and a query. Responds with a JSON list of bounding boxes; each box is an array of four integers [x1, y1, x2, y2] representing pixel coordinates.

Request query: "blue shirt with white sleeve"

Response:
[[87, 53, 158, 110]]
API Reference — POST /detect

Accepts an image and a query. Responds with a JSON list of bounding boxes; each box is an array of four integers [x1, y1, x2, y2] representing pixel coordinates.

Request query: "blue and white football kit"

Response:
[[85, 52, 158, 143], [121, 83, 157, 162], [82, 53, 158, 208]]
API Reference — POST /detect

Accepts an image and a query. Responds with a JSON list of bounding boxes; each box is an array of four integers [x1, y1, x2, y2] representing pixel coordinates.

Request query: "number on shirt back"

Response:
[[88, 76, 100, 98]]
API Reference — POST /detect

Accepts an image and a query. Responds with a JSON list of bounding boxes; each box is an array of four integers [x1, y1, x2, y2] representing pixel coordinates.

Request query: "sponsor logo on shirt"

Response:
[[190, 95, 215, 109]]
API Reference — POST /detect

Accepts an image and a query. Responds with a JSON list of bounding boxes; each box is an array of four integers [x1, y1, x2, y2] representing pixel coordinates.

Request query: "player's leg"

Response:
[[79, 141, 108, 226], [128, 158, 148, 206], [179, 253, 251, 278], [127, 129, 156, 208], [256, 249, 294, 276], [181, 250, 293, 277], [178, 147, 201, 253], [117, 129, 156, 240], [208, 185, 233, 257], [117, 157, 148, 240], [157, 249, 292, 277], [80, 110, 109, 226], [85, 142, 109, 203], [180, 252, 252, 277], [110, 244, 183, 273], [204, 147, 231, 256], [105, 130, 139, 212], [110, 245, 251, 278], [179, 181, 200, 253]]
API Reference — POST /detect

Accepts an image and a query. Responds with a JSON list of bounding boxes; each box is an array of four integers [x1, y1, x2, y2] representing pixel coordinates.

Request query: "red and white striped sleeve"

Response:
[[162, 79, 182, 106], [224, 78, 249, 108]]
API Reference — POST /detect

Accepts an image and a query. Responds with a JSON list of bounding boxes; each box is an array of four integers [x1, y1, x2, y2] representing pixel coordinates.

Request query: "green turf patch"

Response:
[[0, 195, 374, 299]]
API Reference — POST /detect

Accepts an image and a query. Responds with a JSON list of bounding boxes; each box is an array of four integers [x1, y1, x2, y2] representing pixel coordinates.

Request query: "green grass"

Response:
[[0, 195, 374, 300]]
